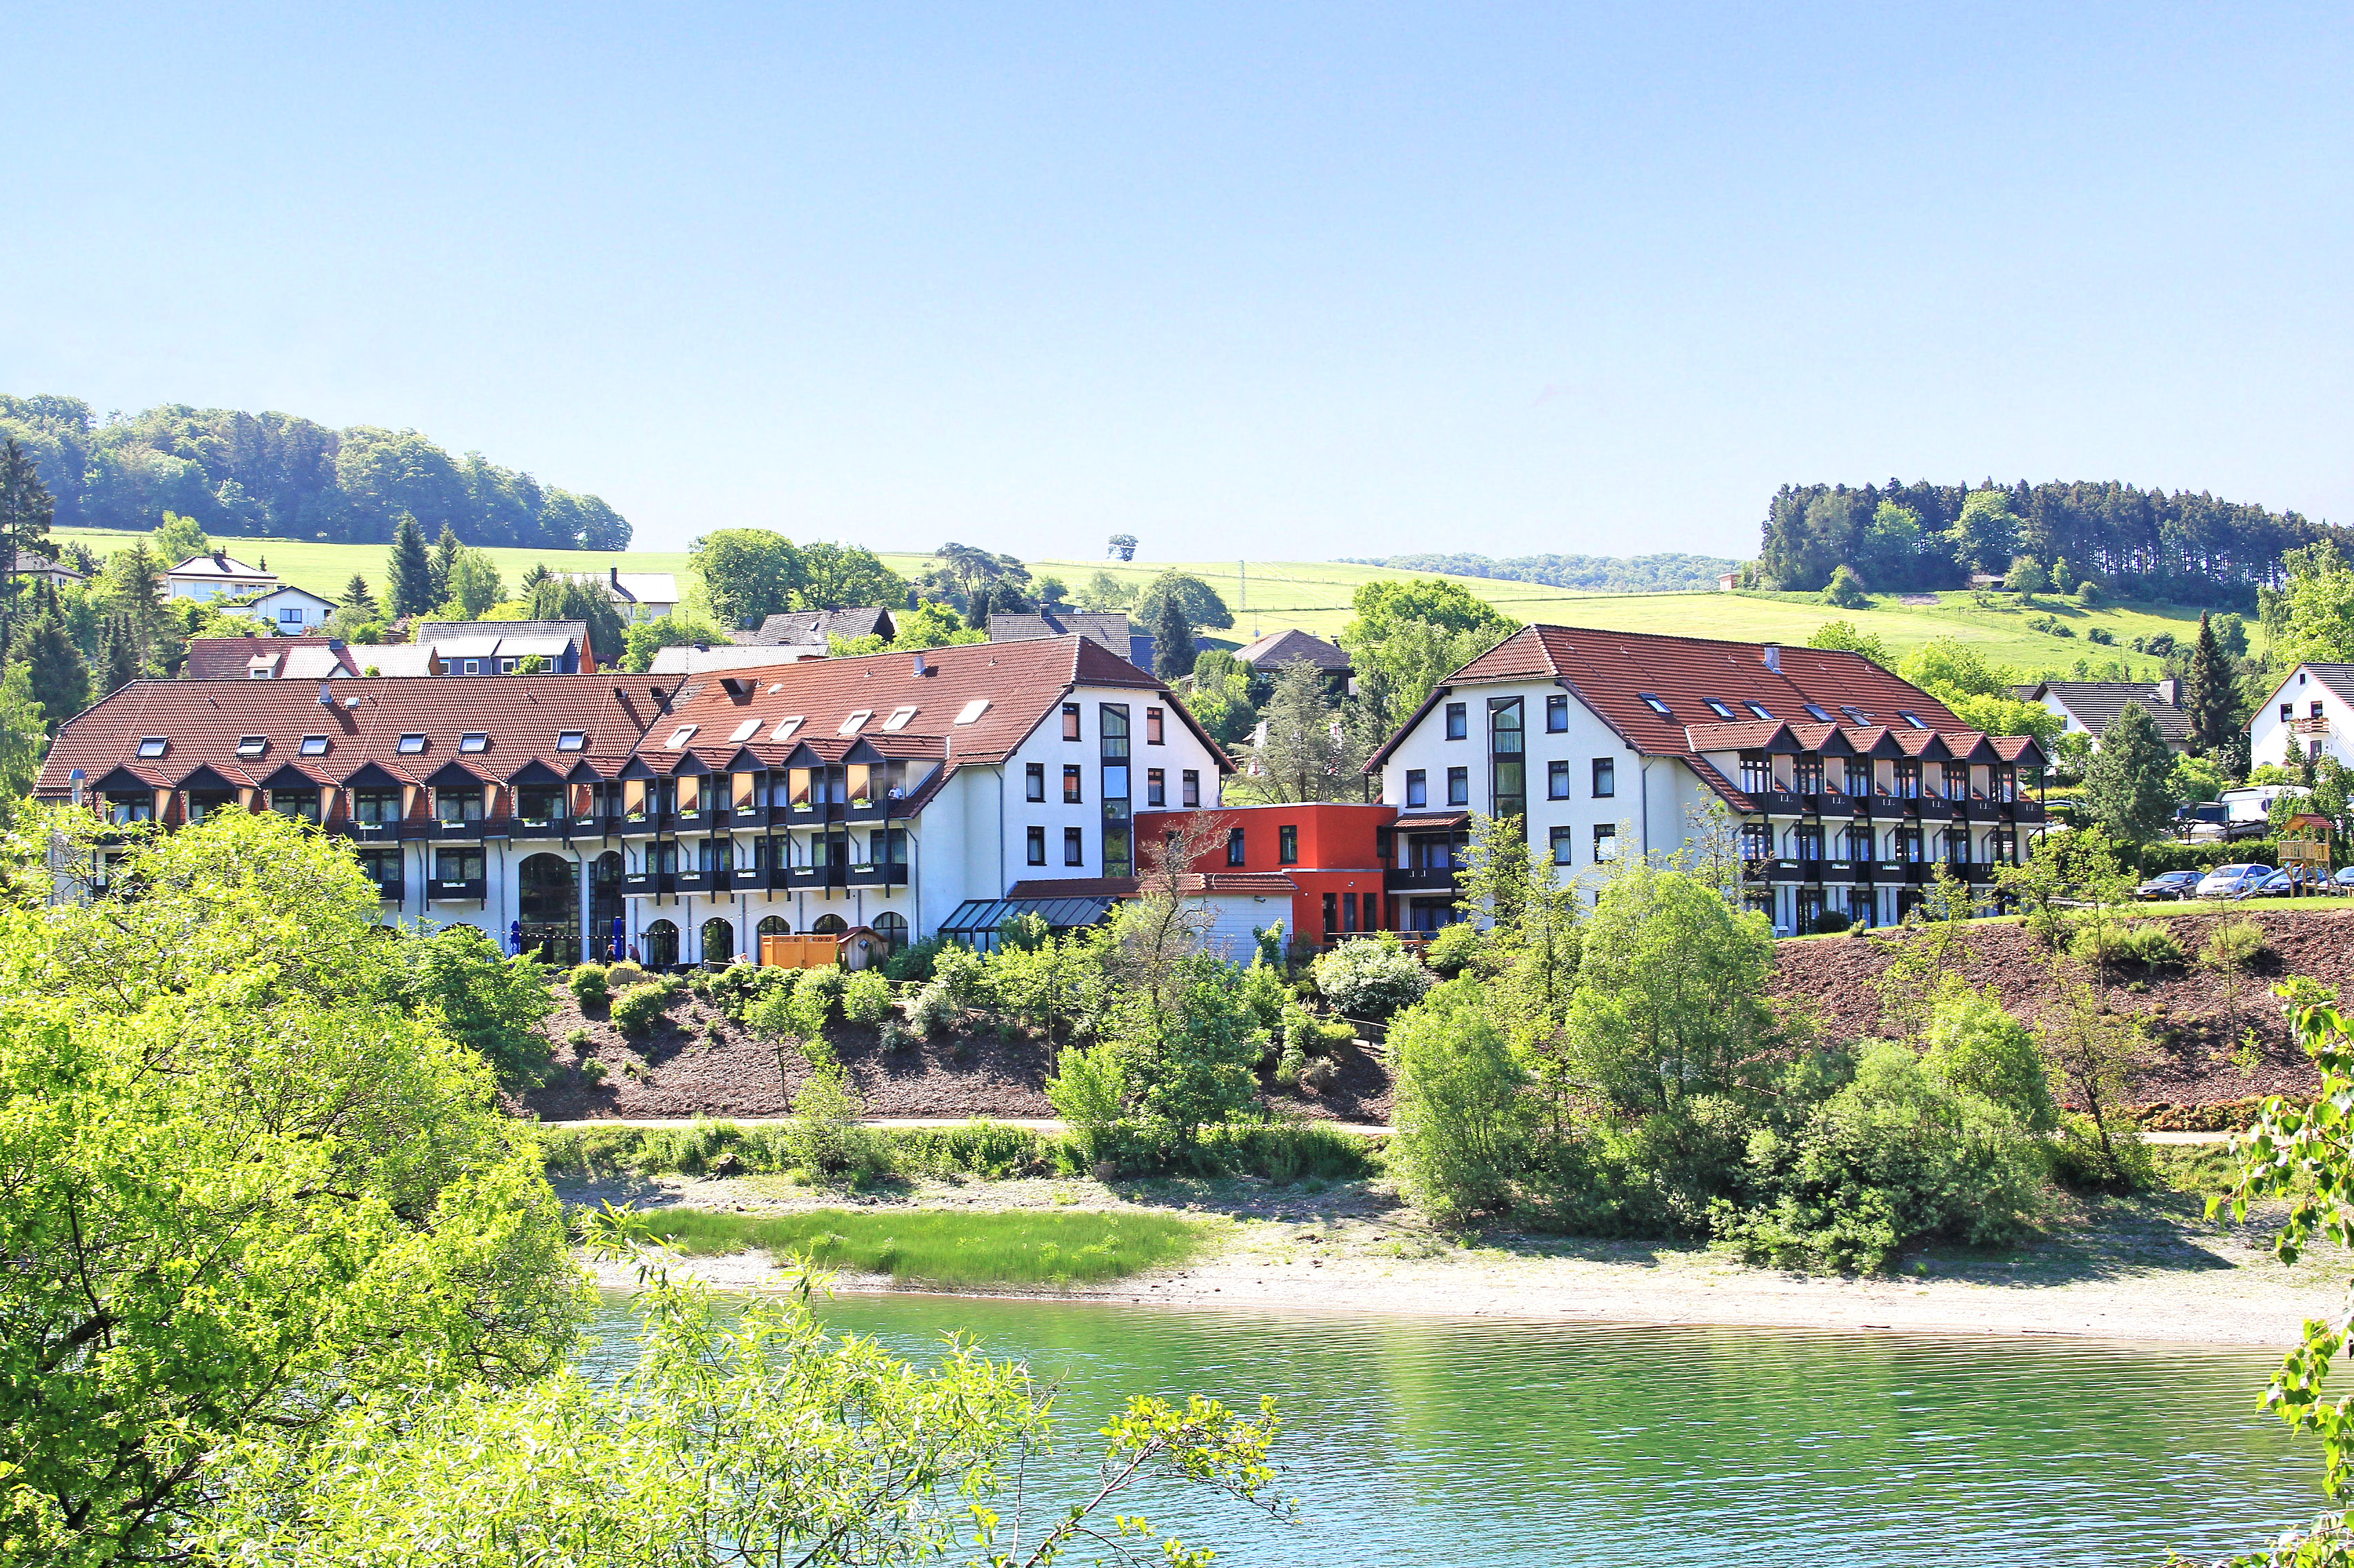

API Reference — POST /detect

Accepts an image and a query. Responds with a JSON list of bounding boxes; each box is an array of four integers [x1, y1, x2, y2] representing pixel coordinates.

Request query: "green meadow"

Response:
[[632, 1205, 1210, 1287]]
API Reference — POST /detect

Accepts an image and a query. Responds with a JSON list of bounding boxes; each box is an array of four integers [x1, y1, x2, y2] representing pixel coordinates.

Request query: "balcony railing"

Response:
[[373, 879, 404, 902], [622, 871, 676, 896], [508, 816, 565, 838], [336, 820, 406, 843], [1383, 865, 1461, 892], [430, 818, 487, 841], [427, 876, 485, 901], [2293, 716, 2331, 736], [845, 862, 909, 887]]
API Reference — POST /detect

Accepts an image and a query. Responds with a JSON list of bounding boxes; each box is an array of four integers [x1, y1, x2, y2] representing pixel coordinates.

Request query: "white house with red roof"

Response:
[[37, 636, 1234, 967], [1363, 625, 2047, 936]]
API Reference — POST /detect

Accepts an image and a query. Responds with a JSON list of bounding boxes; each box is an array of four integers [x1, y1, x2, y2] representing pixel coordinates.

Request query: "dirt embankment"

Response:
[[516, 987, 1394, 1125], [1771, 906, 2354, 1108]]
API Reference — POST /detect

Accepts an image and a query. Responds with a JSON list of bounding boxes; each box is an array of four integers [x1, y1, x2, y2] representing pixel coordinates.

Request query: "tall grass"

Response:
[[635, 1206, 1207, 1287]]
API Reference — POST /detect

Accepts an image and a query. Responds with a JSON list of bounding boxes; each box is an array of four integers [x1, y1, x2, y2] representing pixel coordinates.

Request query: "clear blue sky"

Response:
[[4, 3, 2346, 561]]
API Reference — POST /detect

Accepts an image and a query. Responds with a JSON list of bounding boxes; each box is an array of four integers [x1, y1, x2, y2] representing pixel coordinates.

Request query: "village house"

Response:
[[2251, 664, 2354, 771], [163, 550, 275, 602], [2026, 678, 2193, 754]]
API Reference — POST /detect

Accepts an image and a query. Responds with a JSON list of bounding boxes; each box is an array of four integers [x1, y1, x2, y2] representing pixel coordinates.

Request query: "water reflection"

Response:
[[581, 1292, 2314, 1566]]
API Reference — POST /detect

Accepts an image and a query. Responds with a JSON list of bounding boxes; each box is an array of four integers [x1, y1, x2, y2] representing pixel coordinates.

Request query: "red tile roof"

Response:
[[182, 636, 360, 681]]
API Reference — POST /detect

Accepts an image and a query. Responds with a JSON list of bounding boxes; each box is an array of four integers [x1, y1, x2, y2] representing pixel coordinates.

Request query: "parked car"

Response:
[[2246, 866, 2331, 898], [2336, 865, 2354, 892], [2195, 863, 2275, 900], [2135, 870, 2204, 901]]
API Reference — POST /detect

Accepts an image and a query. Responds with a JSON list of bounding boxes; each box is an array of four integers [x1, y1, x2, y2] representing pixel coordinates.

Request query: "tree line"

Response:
[[1758, 479, 2343, 605], [1339, 551, 1737, 594], [0, 393, 632, 549]]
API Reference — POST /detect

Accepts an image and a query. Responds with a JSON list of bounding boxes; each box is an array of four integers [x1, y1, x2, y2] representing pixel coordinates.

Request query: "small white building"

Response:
[[164, 552, 276, 603], [227, 585, 338, 635], [559, 568, 678, 623], [2252, 665, 2354, 770], [2028, 679, 2193, 754]]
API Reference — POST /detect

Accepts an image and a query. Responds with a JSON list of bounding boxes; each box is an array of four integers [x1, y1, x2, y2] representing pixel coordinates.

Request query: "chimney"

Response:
[[912, 652, 929, 676], [2157, 676, 2180, 707], [317, 682, 333, 707], [212, 550, 228, 567], [1762, 643, 1782, 672]]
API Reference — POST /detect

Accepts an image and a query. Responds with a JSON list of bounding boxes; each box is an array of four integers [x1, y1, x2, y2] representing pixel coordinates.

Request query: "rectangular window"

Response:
[[1026, 763, 1045, 802], [1278, 825, 1298, 865], [299, 734, 329, 756], [1592, 758, 1616, 798], [1548, 760, 1570, 799], [556, 730, 585, 752], [1445, 702, 1467, 741], [1342, 892, 1358, 932], [396, 734, 425, 755], [434, 850, 483, 885], [1027, 825, 1046, 865], [1447, 767, 1469, 807], [1741, 823, 1773, 861], [1063, 826, 1084, 866], [463, 659, 481, 675], [235, 734, 267, 758], [1546, 693, 1569, 733], [2282, 703, 2295, 722], [1182, 769, 1200, 808], [1795, 824, 1824, 859], [137, 736, 168, 758], [1405, 769, 1427, 808], [1550, 825, 1575, 865], [1488, 696, 1525, 821], [1845, 758, 1873, 796], [1063, 765, 1083, 803], [2316, 702, 2328, 718], [459, 732, 487, 754], [1944, 763, 1969, 800], [1740, 756, 1771, 795], [1227, 827, 1247, 867], [1146, 707, 1164, 745], [1063, 703, 1081, 741], [1593, 824, 1618, 862], [278, 607, 303, 625], [1796, 756, 1826, 794], [1893, 760, 1919, 798], [1322, 892, 1338, 935], [1147, 767, 1165, 807]]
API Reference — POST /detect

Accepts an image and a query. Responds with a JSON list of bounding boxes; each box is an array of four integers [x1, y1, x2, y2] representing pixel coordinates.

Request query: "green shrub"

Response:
[[1921, 983, 2058, 1132], [1811, 910, 1851, 935], [843, 969, 896, 1024], [567, 965, 610, 1009], [783, 1065, 869, 1177], [1310, 933, 1433, 1018], [1238, 956, 1289, 1033], [2085, 626, 2113, 645], [563, 1025, 592, 1048], [579, 1057, 607, 1083], [2200, 918, 2272, 972], [1388, 979, 1532, 1227], [2075, 580, 2101, 603], [2133, 840, 2279, 876], [403, 924, 558, 1087], [2075, 922, 2184, 971], [611, 975, 683, 1036], [1045, 1041, 1127, 1131], [606, 959, 652, 989], [1423, 921, 1482, 978], [883, 934, 949, 982]]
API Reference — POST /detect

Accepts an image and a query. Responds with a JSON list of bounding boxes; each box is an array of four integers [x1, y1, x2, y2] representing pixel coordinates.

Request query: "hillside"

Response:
[[51, 528, 2213, 680]]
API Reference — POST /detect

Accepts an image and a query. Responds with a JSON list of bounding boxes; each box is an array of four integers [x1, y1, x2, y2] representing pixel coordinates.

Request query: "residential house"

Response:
[[1135, 800, 1394, 954], [647, 643, 831, 676], [225, 584, 339, 636], [8, 550, 86, 589], [1362, 625, 2046, 936], [164, 551, 276, 602], [742, 608, 899, 647], [1231, 629, 1349, 679], [412, 620, 594, 675], [37, 636, 1233, 968], [559, 568, 679, 623], [183, 636, 361, 681], [2252, 665, 2354, 770], [2028, 679, 2193, 754], [987, 611, 1150, 667]]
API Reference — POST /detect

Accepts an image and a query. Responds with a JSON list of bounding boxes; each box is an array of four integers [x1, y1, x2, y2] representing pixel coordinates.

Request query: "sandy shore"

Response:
[[565, 1171, 2344, 1349]]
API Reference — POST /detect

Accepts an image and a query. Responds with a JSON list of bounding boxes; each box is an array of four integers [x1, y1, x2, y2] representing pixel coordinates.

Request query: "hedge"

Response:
[[2131, 839, 2280, 876]]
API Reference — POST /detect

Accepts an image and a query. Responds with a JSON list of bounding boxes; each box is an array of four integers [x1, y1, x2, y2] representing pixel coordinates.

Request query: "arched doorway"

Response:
[[811, 912, 847, 936], [873, 911, 908, 952], [643, 919, 678, 968], [590, 852, 625, 959], [701, 917, 735, 966], [517, 854, 579, 965]]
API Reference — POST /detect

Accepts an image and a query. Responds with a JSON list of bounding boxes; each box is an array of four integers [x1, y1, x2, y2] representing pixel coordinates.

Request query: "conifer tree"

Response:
[[23, 613, 90, 731], [1151, 593, 1194, 682], [101, 614, 141, 696], [386, 514, 434, 618], [1247, 660, 1357, 802], [0, 437, 57, 667], [2185, 611, 2237, 756], [428, 523, 462, 607], [341, 574, 379, 615], [2080, 703, 2180, 842]]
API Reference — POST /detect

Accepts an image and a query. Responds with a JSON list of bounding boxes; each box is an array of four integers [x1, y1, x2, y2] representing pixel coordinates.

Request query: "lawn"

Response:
[[58, 524, 2217, 682], [633, 1205, 1210, 1287]]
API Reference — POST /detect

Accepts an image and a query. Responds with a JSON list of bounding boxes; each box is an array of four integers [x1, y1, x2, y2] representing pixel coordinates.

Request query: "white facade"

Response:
[[229, 586, 337, 634], [2252, 665, 2354, 772], [164, 554, 276, 602]]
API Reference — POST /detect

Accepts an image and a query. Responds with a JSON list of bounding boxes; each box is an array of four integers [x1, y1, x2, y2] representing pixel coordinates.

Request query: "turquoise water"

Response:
[[581, 1293, 2317, 1565]]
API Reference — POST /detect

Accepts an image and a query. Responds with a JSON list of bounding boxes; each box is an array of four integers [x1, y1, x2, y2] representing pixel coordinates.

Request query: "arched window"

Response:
[[643, 920, 678, 968], [873, 911, 909, 952], [757, 915, 789, 937], [701, 918, 735, 965], [811, 912, 847, 936]]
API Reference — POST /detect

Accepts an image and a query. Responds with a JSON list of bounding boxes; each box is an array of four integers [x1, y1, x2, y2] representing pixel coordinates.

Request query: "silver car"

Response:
[[2195, 864, 2273, 899]]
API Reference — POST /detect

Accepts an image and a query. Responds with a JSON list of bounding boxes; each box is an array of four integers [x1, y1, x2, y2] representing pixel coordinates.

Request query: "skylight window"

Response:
[[770, 716, 805, 743], [728, 718, 761, 743], [556, 730, 586, 752], [1898, 710, 1927, 730], [838, 710, 872, 735], [1744, 702, 1774, 721], [1801, 703, 1833, 723], [396, 734, 427, 755], [459, 732, 488, 754], [1638, 694, 1672, 717], [1840, 705, 1870, 725], [665, 725, 698, 749], [136, 736, 168, 758], [882, 705, 918, 731], [299, 735, 329, 757], [1702, 699, 1735, 720], [235, 735, 268, 758], [954, 698, 990, 725]]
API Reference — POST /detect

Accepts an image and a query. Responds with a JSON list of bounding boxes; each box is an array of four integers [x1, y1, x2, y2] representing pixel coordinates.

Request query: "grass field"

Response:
[[633, 1205, 1209, 1287], [57, 524, 2217, 681]]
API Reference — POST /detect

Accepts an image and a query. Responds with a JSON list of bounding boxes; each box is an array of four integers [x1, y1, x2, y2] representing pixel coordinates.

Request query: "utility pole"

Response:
[[1239, 559, 1252, 639]]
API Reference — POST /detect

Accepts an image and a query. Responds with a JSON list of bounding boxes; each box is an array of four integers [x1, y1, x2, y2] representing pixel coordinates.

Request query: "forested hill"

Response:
[[1338, 551, 1736, 593], [1759, 479, 2340, 607], [0, 394, 630, 550]]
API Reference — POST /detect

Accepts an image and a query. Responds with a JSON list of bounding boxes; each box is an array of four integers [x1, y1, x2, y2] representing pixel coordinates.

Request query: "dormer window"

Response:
[[1898, 710, 1927, 730], [728, 719, 761, 743], [1744, 702, 1774, 721], [1702, 699, 1735, 720], [954, 699, 989, 725], [1802, 703, 1833, 723], [1638, 694, 1671, 716], [396, 734, 427, 755], [299, 734, 330, 756], [770, 716, 805, 743], [839, 710, 872, 735], [883, 705, 918, 731], [235, 735, 268, 758], [556, 730, 586, 752], [665, 725, 697, 749], [458, 732, 488, 754], [137, 736, 168, 758]]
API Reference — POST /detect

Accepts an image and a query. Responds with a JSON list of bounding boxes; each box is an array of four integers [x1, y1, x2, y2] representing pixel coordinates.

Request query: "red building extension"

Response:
[[1135, 801, 1398, 947]]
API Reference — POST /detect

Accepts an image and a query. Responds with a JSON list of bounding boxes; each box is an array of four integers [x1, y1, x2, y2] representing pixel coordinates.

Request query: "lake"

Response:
[[582, 1291, 2317, 1565]]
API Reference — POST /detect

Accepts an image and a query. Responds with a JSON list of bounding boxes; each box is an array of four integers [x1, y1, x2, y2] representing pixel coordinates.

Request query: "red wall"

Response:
[[1136, 802, 1398, 943]]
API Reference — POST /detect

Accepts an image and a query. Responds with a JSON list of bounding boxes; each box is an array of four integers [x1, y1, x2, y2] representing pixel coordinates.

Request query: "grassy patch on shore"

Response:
[[634, 1205, 1210, 1287]]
